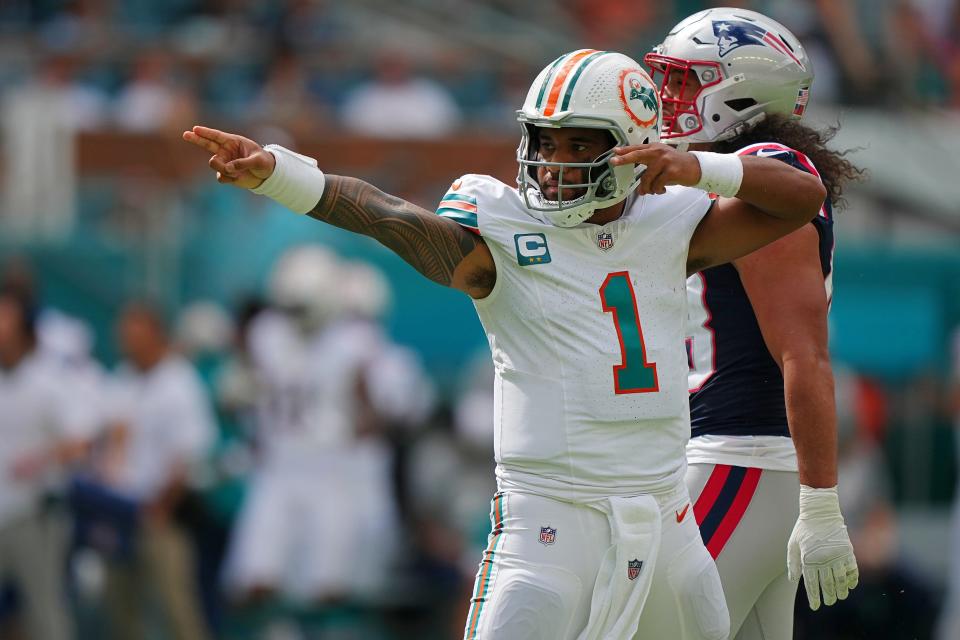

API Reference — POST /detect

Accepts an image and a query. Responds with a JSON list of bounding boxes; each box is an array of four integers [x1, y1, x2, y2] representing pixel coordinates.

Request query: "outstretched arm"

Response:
[[308, 176, 494, 296], [183, 125, 495, 298]]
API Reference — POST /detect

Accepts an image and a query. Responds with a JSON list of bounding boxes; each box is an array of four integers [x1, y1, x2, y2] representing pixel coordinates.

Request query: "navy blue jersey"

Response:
[[687, 142, 834, 438]]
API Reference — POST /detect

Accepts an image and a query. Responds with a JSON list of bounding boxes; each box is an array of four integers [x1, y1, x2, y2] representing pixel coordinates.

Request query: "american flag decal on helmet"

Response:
[[793, 87, 810, 117]]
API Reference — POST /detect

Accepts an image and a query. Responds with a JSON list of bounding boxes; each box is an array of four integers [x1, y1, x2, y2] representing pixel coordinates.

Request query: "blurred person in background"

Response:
[[1, 54, 101, 236], [184, 42, 827, 636], [639, 8, 862, 638], [0, 285, 95, 640], [937, 325, 960, 640], [404, 351, 496, 635], [173, 299, 242, 637], [223, 247, 412, 623], [114, 50, 197, 134], [340, 50, 463, 139], [247, 51, 332, 139], [96, 302, 214, 640], [1, 257, 105, 431]]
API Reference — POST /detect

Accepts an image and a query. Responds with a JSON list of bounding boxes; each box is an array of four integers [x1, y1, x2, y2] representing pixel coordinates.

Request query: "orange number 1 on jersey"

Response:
[[599, 272, 660, 394]]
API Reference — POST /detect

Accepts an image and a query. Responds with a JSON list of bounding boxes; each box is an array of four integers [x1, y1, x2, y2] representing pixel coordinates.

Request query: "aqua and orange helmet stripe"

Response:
[[536, 49, 610, 116], [543, 49, 596, 116]]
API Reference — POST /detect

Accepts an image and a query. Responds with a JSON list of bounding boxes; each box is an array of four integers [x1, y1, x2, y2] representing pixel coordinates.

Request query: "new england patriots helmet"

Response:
[[646, 8, 813, 143]]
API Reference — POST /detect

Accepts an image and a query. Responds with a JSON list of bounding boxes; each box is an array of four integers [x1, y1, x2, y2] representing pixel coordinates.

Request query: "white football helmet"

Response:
[[645, 8, 814, 143], [268, 245, 342, 331], [517, 49, 660, 227], [339, 261, 392, 320]]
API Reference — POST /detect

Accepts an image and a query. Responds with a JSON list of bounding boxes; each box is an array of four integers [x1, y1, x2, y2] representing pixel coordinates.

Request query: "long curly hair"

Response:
[[711, 114, 866, 211]]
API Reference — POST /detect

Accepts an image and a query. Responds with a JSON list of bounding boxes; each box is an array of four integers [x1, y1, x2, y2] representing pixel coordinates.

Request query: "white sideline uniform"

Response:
[[438, 174, 729, 640], [224, 313, 403, 599], [0, 353, 99, 640]]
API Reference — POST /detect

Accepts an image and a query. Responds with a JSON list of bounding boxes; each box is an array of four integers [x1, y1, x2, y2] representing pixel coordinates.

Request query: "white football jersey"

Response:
[[247, 311, 384, 467], [437, 174, 711, 501]]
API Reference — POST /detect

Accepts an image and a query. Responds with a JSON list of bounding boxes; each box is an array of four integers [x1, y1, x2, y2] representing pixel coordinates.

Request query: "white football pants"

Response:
[[686, 464, 800, 640], [463, 487, 729, 640]]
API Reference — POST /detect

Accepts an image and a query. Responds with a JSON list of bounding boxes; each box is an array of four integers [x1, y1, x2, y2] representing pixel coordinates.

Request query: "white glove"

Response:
[[787, 485, 859, 610]]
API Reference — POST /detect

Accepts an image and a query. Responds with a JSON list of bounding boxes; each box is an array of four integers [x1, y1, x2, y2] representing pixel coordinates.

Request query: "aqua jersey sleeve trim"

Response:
[[436, 179, 481, 232]]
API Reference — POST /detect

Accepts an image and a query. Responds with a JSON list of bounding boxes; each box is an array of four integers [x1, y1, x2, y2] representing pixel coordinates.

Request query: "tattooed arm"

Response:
[[309, 176, 495, 298], [182, 125, 496, 298]]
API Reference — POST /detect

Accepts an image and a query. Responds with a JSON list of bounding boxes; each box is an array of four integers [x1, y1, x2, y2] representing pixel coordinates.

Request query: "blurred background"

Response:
[[0, 0, 959, 638]]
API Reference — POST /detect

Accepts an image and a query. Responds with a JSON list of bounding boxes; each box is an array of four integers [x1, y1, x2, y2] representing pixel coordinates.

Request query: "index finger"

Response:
[[190, 125, 235, 145], [182, 131, 221, 154], [613, 144, 655, 155], [610, 145, 656, 166]]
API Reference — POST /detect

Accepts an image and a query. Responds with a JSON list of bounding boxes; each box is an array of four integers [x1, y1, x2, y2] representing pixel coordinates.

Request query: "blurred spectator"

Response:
[[277, 0, 341, 52], [568, 0, 659, 50], [174, 299, 243, 637], [885, 0, 950, 106], [405, 352, 495, 636], [37, 0, 113, 56], [1, 55, 102, 237], [795, 497, 939, 639], [0, 286, 97, 640], [813, 0, 884, 104], [795, 364, 939, 638], [97, 302, 214, 640], [114, 50, 197, 133], [948, 1, 960, 109], [340, 51, 463, 139], [937, 326, 960, 640], [247, 51, 332, 139]]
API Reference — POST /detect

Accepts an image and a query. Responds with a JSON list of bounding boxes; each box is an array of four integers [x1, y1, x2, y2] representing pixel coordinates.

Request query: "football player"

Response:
[[621, 8, 863, 640], [223, 246, 402, 603], [184, 49, 825, 639]]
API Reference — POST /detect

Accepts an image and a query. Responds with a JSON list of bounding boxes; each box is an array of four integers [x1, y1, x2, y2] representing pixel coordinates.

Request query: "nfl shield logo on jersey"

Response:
[[597, 231, 614, 251], [539, 526, 557, 545], [627, 559, 643, 580]]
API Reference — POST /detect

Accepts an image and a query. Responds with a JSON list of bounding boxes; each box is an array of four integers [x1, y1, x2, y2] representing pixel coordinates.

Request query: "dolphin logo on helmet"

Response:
[[516, 50, 660, 228]]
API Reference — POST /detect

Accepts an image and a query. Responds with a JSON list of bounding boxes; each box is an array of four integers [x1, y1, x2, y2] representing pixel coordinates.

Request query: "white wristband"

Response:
[[798, 484, 842, 519], [251, 144, 326, 214], [690, 151, 743, 198]]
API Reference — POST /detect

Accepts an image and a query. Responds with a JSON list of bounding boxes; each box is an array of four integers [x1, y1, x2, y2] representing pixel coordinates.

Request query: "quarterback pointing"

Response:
[[184, 50, 824, 639]]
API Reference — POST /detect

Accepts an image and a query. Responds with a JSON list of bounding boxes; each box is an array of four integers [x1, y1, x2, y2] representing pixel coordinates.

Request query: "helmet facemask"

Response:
[[645, 53, 724, 141], [516, 119, 645, 228]]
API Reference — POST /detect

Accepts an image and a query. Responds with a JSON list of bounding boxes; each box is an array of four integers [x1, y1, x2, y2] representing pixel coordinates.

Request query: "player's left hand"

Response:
[[787, 485, 859, 611], [610, 143, 702, 195]]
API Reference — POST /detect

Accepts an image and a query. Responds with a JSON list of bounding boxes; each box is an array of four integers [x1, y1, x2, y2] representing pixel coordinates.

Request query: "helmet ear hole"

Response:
[[641, 136, 649, 144], [724, 98, 758, 112]]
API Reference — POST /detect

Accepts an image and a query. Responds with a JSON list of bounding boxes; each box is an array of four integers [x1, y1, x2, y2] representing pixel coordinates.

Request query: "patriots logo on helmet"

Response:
[[713, 20, 805, 70]]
